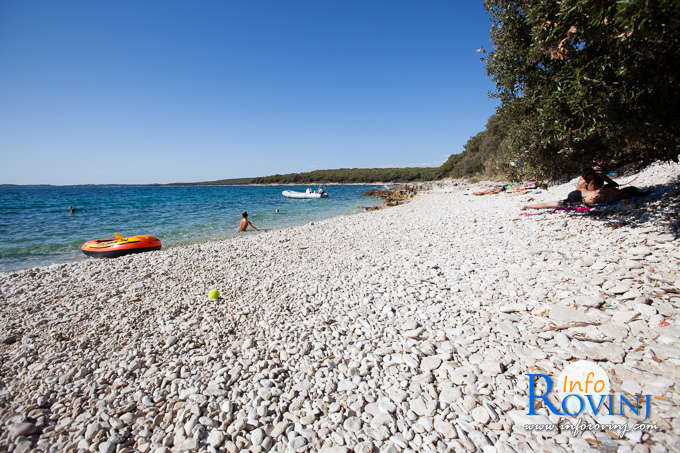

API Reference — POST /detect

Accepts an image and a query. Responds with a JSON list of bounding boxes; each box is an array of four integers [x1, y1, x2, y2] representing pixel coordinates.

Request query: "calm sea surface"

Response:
[[0, 185, 381, 271]]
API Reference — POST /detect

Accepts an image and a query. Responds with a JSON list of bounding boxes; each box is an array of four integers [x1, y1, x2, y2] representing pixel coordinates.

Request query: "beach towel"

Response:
[[473, 187, 504, 196]]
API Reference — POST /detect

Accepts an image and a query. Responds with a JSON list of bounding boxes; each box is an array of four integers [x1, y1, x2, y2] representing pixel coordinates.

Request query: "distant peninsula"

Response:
[[170, 167, 439, 186]]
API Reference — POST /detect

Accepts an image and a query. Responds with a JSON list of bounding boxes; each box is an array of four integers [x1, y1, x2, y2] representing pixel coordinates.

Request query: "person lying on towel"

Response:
[[521, 169, 648, 210]]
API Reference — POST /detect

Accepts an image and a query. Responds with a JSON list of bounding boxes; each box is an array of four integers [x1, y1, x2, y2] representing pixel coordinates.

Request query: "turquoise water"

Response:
[[0, 185, 381, 271]]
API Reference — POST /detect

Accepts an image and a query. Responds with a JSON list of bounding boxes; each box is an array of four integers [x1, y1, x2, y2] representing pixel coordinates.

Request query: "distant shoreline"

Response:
[[1, 166, 439, 187], [0, 182, 402, 188]]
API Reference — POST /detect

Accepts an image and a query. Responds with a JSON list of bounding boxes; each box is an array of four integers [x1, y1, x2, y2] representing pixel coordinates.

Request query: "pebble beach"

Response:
[[1, 162, 679, 453]]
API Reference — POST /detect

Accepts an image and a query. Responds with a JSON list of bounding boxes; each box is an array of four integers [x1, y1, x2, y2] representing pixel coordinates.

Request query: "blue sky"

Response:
[[0, 1, 497, 184]]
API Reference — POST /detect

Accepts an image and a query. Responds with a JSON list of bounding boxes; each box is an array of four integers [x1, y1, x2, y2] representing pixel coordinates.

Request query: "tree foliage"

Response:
[[438, 114, 510, 179], [482, 0, 680, 178]]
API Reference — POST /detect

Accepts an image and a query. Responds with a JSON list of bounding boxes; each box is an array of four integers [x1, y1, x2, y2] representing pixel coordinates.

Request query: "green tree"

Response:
[[438, 114, 511, 179], [483, 0, 680, 178]]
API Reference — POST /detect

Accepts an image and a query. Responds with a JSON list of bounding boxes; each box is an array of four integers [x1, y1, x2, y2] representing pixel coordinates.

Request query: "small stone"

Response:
[[99, 442, 116, 453], [652, 233, 674, 243], [550, 306, 596, 324], [1, 335, 19, 345], [404, 328, 424, 339], [409, 397, 436, 417], [499, 303, 526, 313], [591, 261, 607, 270], [388, 387, 407, 403], [371, 410, 393, 427], [644, 377, 674, 395], [120, 412, 136, 425], [109, 417, 124, 430], [198, 416, 216, 427], [377, 398, 396, 414], [621, 380, 642, 395], [471, 406, 490, 425], [479, 360, 503, 376], [8, 422, 37, 439], [270, 421, 288, 438], [574, 295, 604, 308], [204, 384, 226, 397], [242, 338, 254, 350], [14, 441, 32, 453], [420, 355, 442, 373], [619, 289, 642, 301], [250, 428, 265, 446], [338, 379, 356, 392], [433, 417, 457, 438], [612, 310, 639, 324], [165, 335, 178, 347], [343, 416, 362, 432], [355, 441, 374, 453], [224, 441, 238, 453], [181, 438, 199, 451], [292, 436, 307, 449], [401, 319, 418, 330], [579, 257, 594, 267], [440, 385, 461, 404], [36, 395, 50, 407], [609, 282, 632, 295], [381, 444, 399, 453], [220, 399, 233, 415], [207, 429, 224, 448], [85, 422, 100, 441], [649, 343, 680, 360], [299, 414, 316, 425], [578, 342, 625, 363], [629, 247, 651, 256]]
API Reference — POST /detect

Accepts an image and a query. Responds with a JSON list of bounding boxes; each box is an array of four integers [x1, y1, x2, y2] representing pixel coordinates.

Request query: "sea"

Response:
[[0, 185, 382, 272]]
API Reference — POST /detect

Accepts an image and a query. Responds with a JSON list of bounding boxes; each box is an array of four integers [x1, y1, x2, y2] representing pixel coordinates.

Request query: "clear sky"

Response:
[[0, 1, 498, 184]]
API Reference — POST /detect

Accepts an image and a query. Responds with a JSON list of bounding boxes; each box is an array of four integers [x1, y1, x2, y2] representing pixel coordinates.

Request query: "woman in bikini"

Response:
[[521, 169, 646, 210]]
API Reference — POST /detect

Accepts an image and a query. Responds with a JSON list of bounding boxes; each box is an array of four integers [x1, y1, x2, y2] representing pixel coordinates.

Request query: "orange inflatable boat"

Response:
[[81, 233, 161, 258]]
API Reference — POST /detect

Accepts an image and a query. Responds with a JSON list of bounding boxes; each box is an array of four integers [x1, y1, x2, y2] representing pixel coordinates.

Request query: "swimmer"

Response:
[[238, 211, 267, 232]]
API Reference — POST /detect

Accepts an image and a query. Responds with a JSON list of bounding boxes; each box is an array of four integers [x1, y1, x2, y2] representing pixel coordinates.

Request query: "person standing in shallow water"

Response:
[[68, 206, 75, 214], [238, 211, 266, 232]]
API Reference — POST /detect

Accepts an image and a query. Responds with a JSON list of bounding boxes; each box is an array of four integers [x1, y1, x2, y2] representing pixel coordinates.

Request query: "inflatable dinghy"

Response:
[[81, 233, 161, 258]]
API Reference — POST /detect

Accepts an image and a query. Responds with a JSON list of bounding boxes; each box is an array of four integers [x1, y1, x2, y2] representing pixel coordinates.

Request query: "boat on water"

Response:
[[81, 233, 161, 258], [282, 187, 328, 199]]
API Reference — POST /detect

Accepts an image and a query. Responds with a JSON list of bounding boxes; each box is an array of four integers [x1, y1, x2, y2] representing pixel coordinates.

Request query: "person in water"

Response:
[[521, 168, 647, 210], [69, 205, 75, 214], [238, 211, 266, 232]]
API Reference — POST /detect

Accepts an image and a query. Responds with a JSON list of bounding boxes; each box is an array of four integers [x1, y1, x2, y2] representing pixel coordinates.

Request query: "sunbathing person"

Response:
[[521, 169, 647, 210]]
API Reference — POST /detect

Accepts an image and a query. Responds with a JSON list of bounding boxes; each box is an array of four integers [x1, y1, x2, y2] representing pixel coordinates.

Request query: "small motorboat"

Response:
[[81, 233, 161, 258], [282, 187, 328, 199]]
